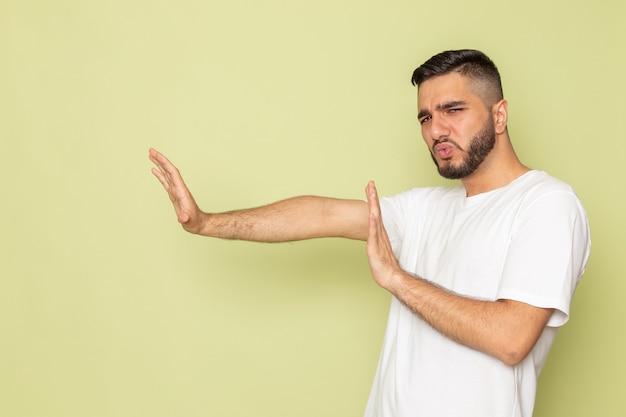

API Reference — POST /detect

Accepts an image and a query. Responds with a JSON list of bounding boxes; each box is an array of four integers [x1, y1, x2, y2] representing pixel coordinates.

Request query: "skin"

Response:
[[149, 72, 553, 366], [149, 149, 368, 241]]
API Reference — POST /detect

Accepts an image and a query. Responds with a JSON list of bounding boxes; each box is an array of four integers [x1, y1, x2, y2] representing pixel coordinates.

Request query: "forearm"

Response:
[[198, 196, 369, 242], [387, 271, 552, 366]]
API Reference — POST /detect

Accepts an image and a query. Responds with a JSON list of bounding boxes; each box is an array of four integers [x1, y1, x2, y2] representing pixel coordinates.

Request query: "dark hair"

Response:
[[411, 49, 503, 102]]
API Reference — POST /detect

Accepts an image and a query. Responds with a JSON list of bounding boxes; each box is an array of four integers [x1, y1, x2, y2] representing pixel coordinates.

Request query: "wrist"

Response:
[[383, 268, 409, 295], [197, 212, 214, 236], [390, 269, 426, 301]]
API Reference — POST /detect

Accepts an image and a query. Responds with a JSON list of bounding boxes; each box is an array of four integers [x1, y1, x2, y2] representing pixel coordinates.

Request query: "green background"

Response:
[[2, 1, 624, 416]]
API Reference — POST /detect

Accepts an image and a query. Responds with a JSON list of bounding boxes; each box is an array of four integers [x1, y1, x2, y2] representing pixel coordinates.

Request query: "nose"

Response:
[[427, 115, 451, 141]]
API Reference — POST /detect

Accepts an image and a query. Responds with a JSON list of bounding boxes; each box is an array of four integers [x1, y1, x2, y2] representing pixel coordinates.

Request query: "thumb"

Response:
[[178, 211, 191, 224]]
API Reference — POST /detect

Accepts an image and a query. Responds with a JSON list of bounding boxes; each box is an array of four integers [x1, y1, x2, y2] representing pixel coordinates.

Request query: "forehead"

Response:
[[417, 72, 477, 110]]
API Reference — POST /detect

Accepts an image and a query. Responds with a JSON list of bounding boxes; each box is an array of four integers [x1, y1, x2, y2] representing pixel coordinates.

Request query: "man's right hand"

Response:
[[149, 148, 207, 234]]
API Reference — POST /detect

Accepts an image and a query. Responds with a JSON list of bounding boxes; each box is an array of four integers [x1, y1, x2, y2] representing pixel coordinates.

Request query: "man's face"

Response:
[[417, 72, 496, 180]]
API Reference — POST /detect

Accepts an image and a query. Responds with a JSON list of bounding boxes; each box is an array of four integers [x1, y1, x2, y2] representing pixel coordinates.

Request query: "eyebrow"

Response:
[[417, 100, 469, 120]]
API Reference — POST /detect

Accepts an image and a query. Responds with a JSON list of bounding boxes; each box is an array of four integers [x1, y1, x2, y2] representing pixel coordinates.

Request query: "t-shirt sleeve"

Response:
[[379, 191, 412, 259], [497, 190, 591, 327]]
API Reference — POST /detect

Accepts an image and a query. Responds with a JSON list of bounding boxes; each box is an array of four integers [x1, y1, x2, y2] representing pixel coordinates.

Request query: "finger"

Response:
[[150, 151, 191, 194], [365, 181, 374, 206], [365, 181, 382, 242], [151, 167, 170, 190], [149, 151, 170, 183], [365, 181, 382, 219], [367, 182, 393, 251], [159, 155, 187, 190], [149, 149, 175, 178], [148, 148, 165, 171], [178, 211, 191, 224]]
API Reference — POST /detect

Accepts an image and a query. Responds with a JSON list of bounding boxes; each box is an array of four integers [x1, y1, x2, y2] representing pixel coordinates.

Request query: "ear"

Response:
[[492, 99, 508, 135]]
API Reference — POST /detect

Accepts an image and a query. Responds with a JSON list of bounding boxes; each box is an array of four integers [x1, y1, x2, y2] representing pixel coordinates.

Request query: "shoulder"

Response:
[[510, 171, 585, 211], [514, 170, 576, 194], [507, 171, 589, 241]]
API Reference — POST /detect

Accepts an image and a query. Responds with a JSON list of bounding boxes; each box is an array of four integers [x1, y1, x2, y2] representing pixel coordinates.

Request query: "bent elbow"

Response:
[[499, 350, 528, 367], [490, 301, 553, 367], [496, 338, 534, 367]]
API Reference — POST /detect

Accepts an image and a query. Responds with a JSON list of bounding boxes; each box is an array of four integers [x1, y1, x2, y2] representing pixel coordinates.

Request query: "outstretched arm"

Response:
[[149, 148, 369, 242], [364, 181, 553, 366]]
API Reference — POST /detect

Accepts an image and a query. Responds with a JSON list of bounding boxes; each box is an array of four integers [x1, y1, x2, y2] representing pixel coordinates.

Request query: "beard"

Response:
[[430, 117, 496, 180]]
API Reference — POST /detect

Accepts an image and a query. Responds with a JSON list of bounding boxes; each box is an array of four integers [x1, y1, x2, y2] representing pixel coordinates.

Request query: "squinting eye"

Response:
[[419, 116, 431, 125]]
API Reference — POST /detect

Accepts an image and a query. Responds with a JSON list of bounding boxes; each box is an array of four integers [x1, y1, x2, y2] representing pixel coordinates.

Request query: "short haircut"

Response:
[[411, 49, 504, 106]]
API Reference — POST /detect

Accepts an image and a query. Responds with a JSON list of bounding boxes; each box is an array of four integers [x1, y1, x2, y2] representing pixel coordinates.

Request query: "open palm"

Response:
[[149, 148, 205, 234]]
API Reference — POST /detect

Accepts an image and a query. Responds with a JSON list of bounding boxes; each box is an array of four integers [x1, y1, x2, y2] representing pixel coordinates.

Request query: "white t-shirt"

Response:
[[364, 170, 591, 417]]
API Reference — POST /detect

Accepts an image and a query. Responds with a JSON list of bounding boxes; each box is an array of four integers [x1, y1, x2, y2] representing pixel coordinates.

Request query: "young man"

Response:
[[149, 49, 590, 417]]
